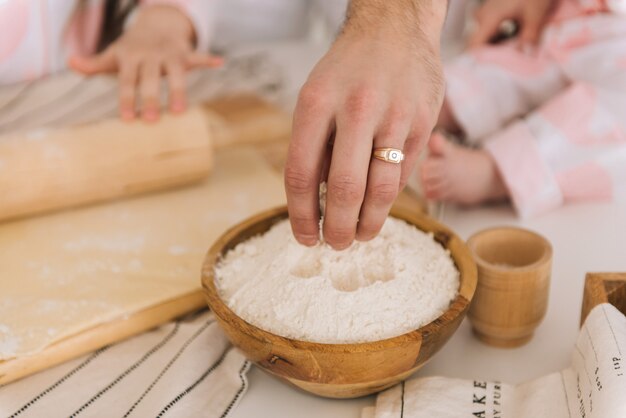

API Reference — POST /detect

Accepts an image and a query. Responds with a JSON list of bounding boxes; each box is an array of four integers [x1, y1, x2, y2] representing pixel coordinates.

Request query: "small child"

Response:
[[0, 0, 218, 121], [421, 0, 626, 217]]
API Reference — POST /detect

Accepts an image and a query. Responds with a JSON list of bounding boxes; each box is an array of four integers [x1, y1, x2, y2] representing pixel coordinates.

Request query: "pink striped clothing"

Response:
[[0, 0, 214, 85], [445, 0, 626, 217]]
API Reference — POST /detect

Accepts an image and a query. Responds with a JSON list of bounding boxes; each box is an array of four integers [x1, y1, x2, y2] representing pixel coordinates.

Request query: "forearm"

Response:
[[343, 0, 448, 47]]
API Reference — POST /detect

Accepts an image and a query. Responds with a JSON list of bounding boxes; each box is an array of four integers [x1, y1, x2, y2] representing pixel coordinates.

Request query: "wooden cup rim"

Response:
[[201, 205, 477, 353], [467, 226, 552, 274]]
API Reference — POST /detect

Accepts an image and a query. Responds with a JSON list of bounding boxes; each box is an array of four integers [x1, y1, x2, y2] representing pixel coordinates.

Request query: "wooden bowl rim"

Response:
[[202, 205, 477, 353], [467, 226, 552, 273]]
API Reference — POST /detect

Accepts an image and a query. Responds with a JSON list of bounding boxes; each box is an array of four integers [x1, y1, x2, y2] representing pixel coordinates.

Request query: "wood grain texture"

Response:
[[0, 97, 290, 385], [0, 291, 205, 386], [201, 205, 477, 398], [205, 95, 291, 148], [467, 227, 552, 348], [0, 95, 290, 223], [581, 272, 626, 325]]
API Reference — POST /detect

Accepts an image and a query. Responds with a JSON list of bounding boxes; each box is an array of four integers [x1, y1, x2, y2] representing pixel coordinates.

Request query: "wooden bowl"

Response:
[[201, 205, 477, 398]]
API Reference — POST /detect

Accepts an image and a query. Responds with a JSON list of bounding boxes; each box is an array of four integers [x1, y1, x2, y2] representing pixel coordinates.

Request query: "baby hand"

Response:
[[468, 0, 557, 50], [68, 5, 222, 122]]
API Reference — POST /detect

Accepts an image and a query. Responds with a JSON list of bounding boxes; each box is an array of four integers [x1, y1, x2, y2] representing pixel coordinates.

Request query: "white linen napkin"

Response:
[[363, 303, 626, 418], [0, 311, 249, 418]]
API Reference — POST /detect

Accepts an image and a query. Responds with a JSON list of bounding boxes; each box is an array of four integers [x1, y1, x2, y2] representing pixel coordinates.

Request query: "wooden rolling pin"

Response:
[[0, 95, 291, 222]]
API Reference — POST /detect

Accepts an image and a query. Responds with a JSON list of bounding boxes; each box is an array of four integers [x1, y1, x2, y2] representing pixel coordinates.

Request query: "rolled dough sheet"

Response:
[[0, 147, 285, 360]]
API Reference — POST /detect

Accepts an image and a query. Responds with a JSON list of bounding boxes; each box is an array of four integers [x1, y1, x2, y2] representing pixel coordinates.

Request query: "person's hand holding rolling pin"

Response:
[[69, 4, 222, 122]]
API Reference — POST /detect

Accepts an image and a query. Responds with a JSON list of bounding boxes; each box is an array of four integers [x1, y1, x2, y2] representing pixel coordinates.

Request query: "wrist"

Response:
[[342, 0, 447, 53], [136, 4, 196, 44]]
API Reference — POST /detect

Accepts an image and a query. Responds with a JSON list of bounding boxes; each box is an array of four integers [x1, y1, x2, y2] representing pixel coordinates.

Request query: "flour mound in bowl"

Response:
[[214, 218, 459, 343]]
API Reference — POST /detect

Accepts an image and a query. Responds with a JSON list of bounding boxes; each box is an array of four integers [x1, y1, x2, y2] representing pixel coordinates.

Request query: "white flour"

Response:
[[215, 218, 460, 343]]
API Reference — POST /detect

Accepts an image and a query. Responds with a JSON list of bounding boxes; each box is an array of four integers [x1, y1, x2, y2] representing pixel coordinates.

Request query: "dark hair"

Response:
[[97, 0, 138, 52]]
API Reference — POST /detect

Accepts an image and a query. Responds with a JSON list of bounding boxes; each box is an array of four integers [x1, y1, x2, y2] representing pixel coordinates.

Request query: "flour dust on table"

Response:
[[215, 218, 460, 343]]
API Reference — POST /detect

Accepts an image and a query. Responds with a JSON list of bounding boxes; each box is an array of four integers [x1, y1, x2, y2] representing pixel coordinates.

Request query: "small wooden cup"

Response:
[[467, 227, 552, 348]]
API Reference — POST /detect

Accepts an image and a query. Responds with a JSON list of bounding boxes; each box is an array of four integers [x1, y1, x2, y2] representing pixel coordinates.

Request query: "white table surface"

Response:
[[232, 202, 626, 418]]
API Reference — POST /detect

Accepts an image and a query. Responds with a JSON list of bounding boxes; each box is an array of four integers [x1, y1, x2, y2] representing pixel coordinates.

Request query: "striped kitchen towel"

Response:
[[0, 310, 250, 418]]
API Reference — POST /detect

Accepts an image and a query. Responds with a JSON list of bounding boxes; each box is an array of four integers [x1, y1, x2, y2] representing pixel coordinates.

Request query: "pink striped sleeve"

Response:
[[484, 121, 564, 218]]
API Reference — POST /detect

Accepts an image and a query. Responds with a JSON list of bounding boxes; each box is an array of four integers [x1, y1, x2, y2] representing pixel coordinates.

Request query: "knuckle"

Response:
[[369, 182, 398, 206], [165, 54, 185, 67], [284, 165, 317, 195], [378, 105, 412, 139], [297, 82, 328, 112], [142, 51, 161, 62], [388, 103, 411, 123], [328, 175, 364, 206], [344, 86, 376, 121]]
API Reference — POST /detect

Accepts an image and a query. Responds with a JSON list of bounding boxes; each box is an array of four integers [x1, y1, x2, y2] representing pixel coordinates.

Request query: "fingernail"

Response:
[[121, 109, 134, 121], [331, 242, 351, 251], [171, 100, 185, 113], [143, 109, 159, 122], [355, 232, 375, 242], [296, 234, 318, 246]]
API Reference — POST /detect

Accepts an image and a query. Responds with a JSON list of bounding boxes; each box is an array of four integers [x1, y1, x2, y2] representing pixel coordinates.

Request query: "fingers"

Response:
[[420, 159, 450, 201], [323, 93, 377, 250], [427, 131, 452, 156], [468, 9, 503, 48], [165, 61, 186, 113], [118, 60, 139, 120], [71, 47, 223, 121], [139, 59, 161, 122], [185, 52, 224, 70], [356, 114, 409, 241], [398, 131, 426, 191], [285, 84, 334, 246], [68, 49, 117, 75], [519, 3, 550, 48]]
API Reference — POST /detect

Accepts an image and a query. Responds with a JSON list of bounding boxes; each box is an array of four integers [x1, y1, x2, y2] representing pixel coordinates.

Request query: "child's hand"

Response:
[[468, 0, 558, 50], [68, 5, 222, 122]]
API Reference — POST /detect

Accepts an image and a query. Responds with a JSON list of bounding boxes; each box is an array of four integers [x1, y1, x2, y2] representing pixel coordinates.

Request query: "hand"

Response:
[[285, 1, 446, 250], [469, 0, 558, 49], [68, 5, 222, 122]]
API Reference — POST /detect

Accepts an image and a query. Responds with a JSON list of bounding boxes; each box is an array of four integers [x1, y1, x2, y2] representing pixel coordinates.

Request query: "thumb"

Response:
[[68, 49, 117, 75], [519, 19, 543, 47], [468, 14, 503, 48], [185, 53, 224, 70], [519, 4, 551, 48]]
